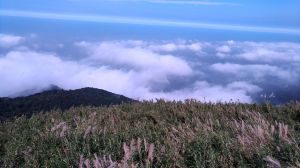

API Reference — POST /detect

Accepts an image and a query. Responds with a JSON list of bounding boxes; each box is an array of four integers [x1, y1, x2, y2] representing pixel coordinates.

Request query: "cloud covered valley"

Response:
[[0, 34, 299, 103]]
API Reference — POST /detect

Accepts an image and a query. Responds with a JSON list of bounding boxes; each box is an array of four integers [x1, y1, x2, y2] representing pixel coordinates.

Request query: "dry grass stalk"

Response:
[[250, 125, 264, 140], [93, 155, 102, 168], [121, 138, 156, 167], [130, 139, 136, 153], [277, 122, 289, 139], [109, 112, 119, 127], [79, 155, 84, 168], [60, 124, 68, 138], [84, 159, 91, 168], [123, 142, 131, 162], [233, 110, 294, 156], [89, 112, 97, 119], [144, 138, 148, 152], [263, 156, 281, 168], [51, 122, 66, 132], [51, 122, 68, 138], [80, 154, 117, 168], [271, 125, 275, 135], [84, 125, 92, 139], [147, 143, 155, 162], [130, 163, 138, 168], [234, 117, 271, 151], [137, 138, 142, 154]]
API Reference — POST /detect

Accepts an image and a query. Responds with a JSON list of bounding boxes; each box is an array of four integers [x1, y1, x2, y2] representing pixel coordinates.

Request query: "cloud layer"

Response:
[[0, 48, 256, 102], [1, 34, 299, 103]]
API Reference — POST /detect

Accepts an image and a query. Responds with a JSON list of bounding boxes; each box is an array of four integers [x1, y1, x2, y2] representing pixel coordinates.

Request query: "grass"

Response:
[[1, 100, 300, 167]]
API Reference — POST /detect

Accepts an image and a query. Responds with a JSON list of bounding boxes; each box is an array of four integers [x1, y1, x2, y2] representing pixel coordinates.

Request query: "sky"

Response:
[[0, 0, 300, 103]]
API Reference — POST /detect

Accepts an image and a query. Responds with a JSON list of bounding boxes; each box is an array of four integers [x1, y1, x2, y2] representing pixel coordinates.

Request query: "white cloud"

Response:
[[154, 81, 257, 102], [148, 42, 203, 52], [217, 45, 231, 53], [236, 42, 300, 63], [76, 41, 193, 78], [216, 45, 231, 58], [0, 50, 138, 97], [0, 48, 256, 102], [227, 81, 262, 94], [2, 39, 298, 103], [227, 40, 235, 45], [150, 43, 178, 52], [198, 41, 300, 63], [211, 63, 296, 81], [0, 34, 24, 48], [104, 40, 203, 53]]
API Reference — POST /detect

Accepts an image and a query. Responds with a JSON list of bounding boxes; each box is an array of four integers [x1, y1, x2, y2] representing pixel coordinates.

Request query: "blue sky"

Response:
[[1, 0, 300, 28], [0, 0, 300, 103], [1, 0, 300, 37]]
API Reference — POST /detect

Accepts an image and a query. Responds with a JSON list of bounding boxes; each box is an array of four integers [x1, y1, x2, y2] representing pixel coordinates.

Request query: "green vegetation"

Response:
[[1, 100, 300, 167], [0, 87, 134, 121]]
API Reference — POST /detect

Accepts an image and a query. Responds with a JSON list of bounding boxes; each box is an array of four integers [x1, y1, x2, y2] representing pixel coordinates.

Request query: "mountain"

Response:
[[0, 87, 135, 121]]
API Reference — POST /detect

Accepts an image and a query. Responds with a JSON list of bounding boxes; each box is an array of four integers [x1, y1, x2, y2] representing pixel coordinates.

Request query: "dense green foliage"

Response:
[[0, 87, 134, 121], [1, 100, 300, 167]]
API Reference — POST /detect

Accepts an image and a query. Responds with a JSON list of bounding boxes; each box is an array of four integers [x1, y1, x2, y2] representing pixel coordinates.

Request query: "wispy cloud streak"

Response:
[[1, 10, 300, 35], [104, 0, 239, 6]]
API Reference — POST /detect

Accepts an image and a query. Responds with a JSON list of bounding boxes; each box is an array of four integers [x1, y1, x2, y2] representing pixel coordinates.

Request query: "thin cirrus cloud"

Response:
[[148, 0, 238, 5], [1, 10, 300, 35], [102, 0, 239, 6]]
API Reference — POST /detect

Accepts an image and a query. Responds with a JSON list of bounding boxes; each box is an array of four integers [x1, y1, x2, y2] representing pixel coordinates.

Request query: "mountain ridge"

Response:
[[0, 87, 135, 121]]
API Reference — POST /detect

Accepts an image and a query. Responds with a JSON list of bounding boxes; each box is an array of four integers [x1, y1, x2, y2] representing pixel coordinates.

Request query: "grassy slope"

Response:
[[1, 100, 300, 167]]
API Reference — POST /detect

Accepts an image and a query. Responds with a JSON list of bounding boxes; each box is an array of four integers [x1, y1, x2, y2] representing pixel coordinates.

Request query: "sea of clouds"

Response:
[[0, 33, 299, 103]]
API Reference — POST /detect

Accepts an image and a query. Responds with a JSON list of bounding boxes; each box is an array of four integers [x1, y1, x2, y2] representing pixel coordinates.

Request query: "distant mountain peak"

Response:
[[1, 87, 135, 121]]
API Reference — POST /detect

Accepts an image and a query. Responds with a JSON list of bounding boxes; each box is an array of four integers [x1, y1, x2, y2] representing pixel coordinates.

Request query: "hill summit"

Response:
[[0, 87, 134, 121]]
